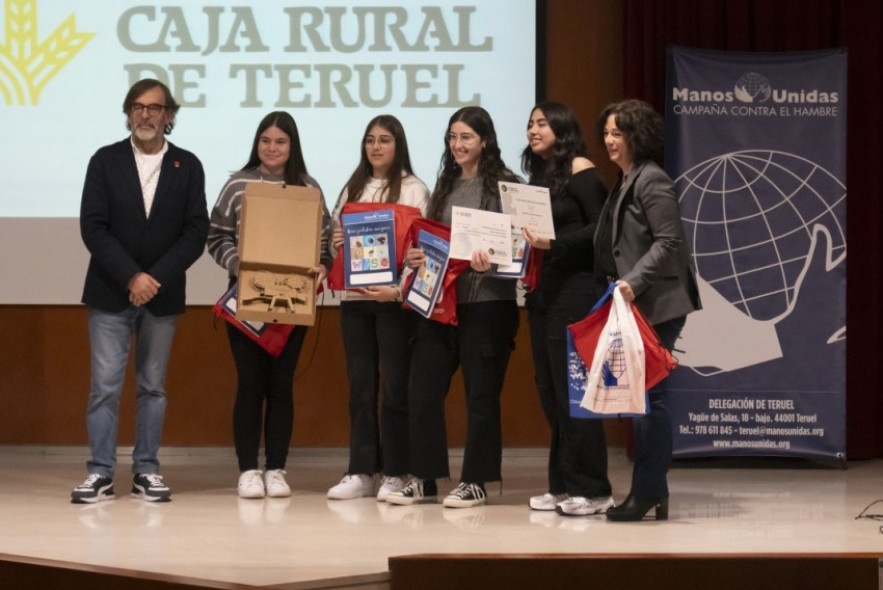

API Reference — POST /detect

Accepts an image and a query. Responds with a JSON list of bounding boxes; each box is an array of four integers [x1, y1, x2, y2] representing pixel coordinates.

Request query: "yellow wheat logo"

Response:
[[0, 0, 94, 105]]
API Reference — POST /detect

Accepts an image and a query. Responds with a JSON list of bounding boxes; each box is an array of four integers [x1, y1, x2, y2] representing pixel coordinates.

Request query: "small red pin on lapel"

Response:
[[174, 160, 181, 168]]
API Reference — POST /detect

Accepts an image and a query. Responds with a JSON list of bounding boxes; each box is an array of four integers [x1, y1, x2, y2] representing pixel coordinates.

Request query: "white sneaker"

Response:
[[264, 469, 291, 498], [529, 493, 570, 511], [238, 469, 265, 499], [556, 495, 615, 516], [327, 474, 374, 500], [376, 476, 406, 502]]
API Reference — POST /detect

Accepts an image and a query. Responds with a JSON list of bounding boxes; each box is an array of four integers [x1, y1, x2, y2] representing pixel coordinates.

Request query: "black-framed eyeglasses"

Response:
[[130, 103, 167, 115]]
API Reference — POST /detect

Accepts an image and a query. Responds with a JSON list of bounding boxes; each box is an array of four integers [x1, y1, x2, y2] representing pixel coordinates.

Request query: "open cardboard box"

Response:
[[236, 182, 323, 326]]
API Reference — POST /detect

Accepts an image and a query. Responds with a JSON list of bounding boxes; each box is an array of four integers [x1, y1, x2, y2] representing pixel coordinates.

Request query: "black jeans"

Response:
[[407, 300, 519, 484], [527, 270, 611, 498], [226, 323, 307, 472], [340, 300, 416, 477]]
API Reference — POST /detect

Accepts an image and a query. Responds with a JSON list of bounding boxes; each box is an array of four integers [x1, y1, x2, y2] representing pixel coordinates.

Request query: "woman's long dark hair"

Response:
[[241, 111, 309, 186], [520, 101, 589, 196], [427, 106, 517, 221], [343, 114, 415, 204]]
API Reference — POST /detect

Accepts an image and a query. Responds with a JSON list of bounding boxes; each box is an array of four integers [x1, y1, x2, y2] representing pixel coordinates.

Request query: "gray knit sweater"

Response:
[[207, 167, 332, 278], [439, 177, 517, 304]]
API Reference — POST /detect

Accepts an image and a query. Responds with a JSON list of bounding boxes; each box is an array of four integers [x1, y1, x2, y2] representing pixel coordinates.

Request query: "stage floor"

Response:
[[1, 447, 881, 589]]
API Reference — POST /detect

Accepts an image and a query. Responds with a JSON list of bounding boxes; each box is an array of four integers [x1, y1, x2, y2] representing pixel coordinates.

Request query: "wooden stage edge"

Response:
[[387, 553, 883, 590], [0, 553, 389, 590], [3, 552, 883, 590]]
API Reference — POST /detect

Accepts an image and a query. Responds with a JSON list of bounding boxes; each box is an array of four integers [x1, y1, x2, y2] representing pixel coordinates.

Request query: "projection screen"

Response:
[[0, 0, 538, 303]]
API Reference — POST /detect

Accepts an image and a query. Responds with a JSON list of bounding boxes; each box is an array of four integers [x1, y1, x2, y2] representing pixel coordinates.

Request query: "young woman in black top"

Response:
[[521, 102, 614, 517]]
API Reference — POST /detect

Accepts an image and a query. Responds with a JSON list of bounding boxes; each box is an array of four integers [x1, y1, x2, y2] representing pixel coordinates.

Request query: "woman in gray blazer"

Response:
[[593, 100, 701, 521]]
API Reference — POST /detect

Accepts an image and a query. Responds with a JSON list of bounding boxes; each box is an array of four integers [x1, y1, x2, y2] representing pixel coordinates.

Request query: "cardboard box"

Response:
[[236, 182, 323, 326]]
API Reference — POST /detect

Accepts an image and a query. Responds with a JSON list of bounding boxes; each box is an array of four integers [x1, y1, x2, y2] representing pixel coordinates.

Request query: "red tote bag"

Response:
[[212, 285, 295, 357], [569, 284, 678, 393], [632, 303, 679, 391], [327, 202, 422, 291], [521, 247, 544, 293], [400, 217, 470, 326]]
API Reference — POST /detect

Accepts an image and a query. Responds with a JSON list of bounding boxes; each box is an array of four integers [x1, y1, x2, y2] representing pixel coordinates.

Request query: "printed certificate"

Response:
[[449, 206, 512, 265], [498, 181, 556, 240]]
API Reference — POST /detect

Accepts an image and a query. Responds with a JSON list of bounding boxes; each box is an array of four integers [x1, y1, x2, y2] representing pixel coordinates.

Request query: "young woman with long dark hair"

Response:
[[326, 115, 430, 501], [207, 111, 332, 499], [386, 106, 520, 509]]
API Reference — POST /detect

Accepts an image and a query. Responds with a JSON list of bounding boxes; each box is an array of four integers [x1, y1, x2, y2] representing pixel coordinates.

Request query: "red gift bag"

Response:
[[401, 217, 470, 326], [521, 247, 544, 292], [568, 284, 678, 410], [327, 202, 422, 291], [212, 285, 295, 357], [632, 300, 679, 391]]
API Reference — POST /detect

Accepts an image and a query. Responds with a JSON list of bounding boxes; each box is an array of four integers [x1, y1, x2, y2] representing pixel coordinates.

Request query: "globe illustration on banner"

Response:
[[676, 150, 846, 323], [734, 72, 772, 103], [674, 150, 846, 375]]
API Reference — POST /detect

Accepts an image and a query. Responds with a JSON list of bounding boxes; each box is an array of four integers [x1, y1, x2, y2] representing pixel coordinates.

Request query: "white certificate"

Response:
[[449, 206, 512, 265], [498, 181, 556, 240]]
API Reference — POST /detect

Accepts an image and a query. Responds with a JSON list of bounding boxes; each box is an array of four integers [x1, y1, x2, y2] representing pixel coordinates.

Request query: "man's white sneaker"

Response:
[[327, 474, 374, 500], [529, 493, 570, 511], [264, 469, 291, 498], [376, 476, 406, 502], [555, 495, 615, 516], [238, 469, 265, 499]]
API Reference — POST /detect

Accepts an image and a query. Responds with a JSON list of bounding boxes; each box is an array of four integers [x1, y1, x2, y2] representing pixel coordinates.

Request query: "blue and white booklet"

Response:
[[493, 233, 531, 278], [341, 209, 397, 289], [219, 284, 267, 337], [405, 229, 450, 318]]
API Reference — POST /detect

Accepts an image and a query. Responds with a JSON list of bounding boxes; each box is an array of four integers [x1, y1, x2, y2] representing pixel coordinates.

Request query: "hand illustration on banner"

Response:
[[674, 150, 846, 375]]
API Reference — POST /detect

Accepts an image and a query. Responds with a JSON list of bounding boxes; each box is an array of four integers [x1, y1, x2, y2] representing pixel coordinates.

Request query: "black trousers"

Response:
[[226, 323, 307, 472], [527, 270, 612, 498], [629, 315, 686, 498], [340, 300, 416, 477], [407, 300, 519, 484]]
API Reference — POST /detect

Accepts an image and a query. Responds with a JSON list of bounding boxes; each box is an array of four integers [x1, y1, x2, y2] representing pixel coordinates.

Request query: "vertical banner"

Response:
[[664, 47, 847, 459]]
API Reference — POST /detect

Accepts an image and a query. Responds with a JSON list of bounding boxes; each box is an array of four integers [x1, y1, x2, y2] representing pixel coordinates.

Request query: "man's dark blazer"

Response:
[[595, 160, 701, 325], [80, 138, 209, 316]]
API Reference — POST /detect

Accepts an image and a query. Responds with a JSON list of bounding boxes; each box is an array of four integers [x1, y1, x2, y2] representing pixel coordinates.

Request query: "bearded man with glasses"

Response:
[[72, 78, 209, 504]]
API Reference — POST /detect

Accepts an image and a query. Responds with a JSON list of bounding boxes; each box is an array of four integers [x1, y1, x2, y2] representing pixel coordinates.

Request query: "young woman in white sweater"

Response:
[[326, 115, 430, 501]]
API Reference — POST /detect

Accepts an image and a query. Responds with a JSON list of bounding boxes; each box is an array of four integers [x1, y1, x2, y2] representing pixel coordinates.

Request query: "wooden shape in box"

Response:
[[236, 182, 323, 325]]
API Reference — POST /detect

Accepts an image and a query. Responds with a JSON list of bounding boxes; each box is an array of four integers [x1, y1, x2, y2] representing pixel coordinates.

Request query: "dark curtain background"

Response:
[[621, 0, 883, 460]]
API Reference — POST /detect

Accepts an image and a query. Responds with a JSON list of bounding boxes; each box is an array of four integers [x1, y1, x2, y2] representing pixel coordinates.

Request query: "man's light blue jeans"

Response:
[[86, 306, 177, 478]]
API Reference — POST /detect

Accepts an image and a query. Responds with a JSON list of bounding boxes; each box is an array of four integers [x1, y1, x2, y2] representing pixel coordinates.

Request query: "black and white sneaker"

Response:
[[71, 474, 114, 504], [443, 482, 487, 508], [131, 473, 172, 502], [385, 478, 437, 505]]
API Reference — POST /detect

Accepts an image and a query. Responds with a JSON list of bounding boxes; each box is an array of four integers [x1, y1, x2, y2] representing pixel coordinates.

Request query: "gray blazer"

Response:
[[595, 160, 701, 325]]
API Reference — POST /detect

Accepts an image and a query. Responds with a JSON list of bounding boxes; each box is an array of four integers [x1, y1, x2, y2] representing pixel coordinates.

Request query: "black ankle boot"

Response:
[[606, 494, 669, 521]]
